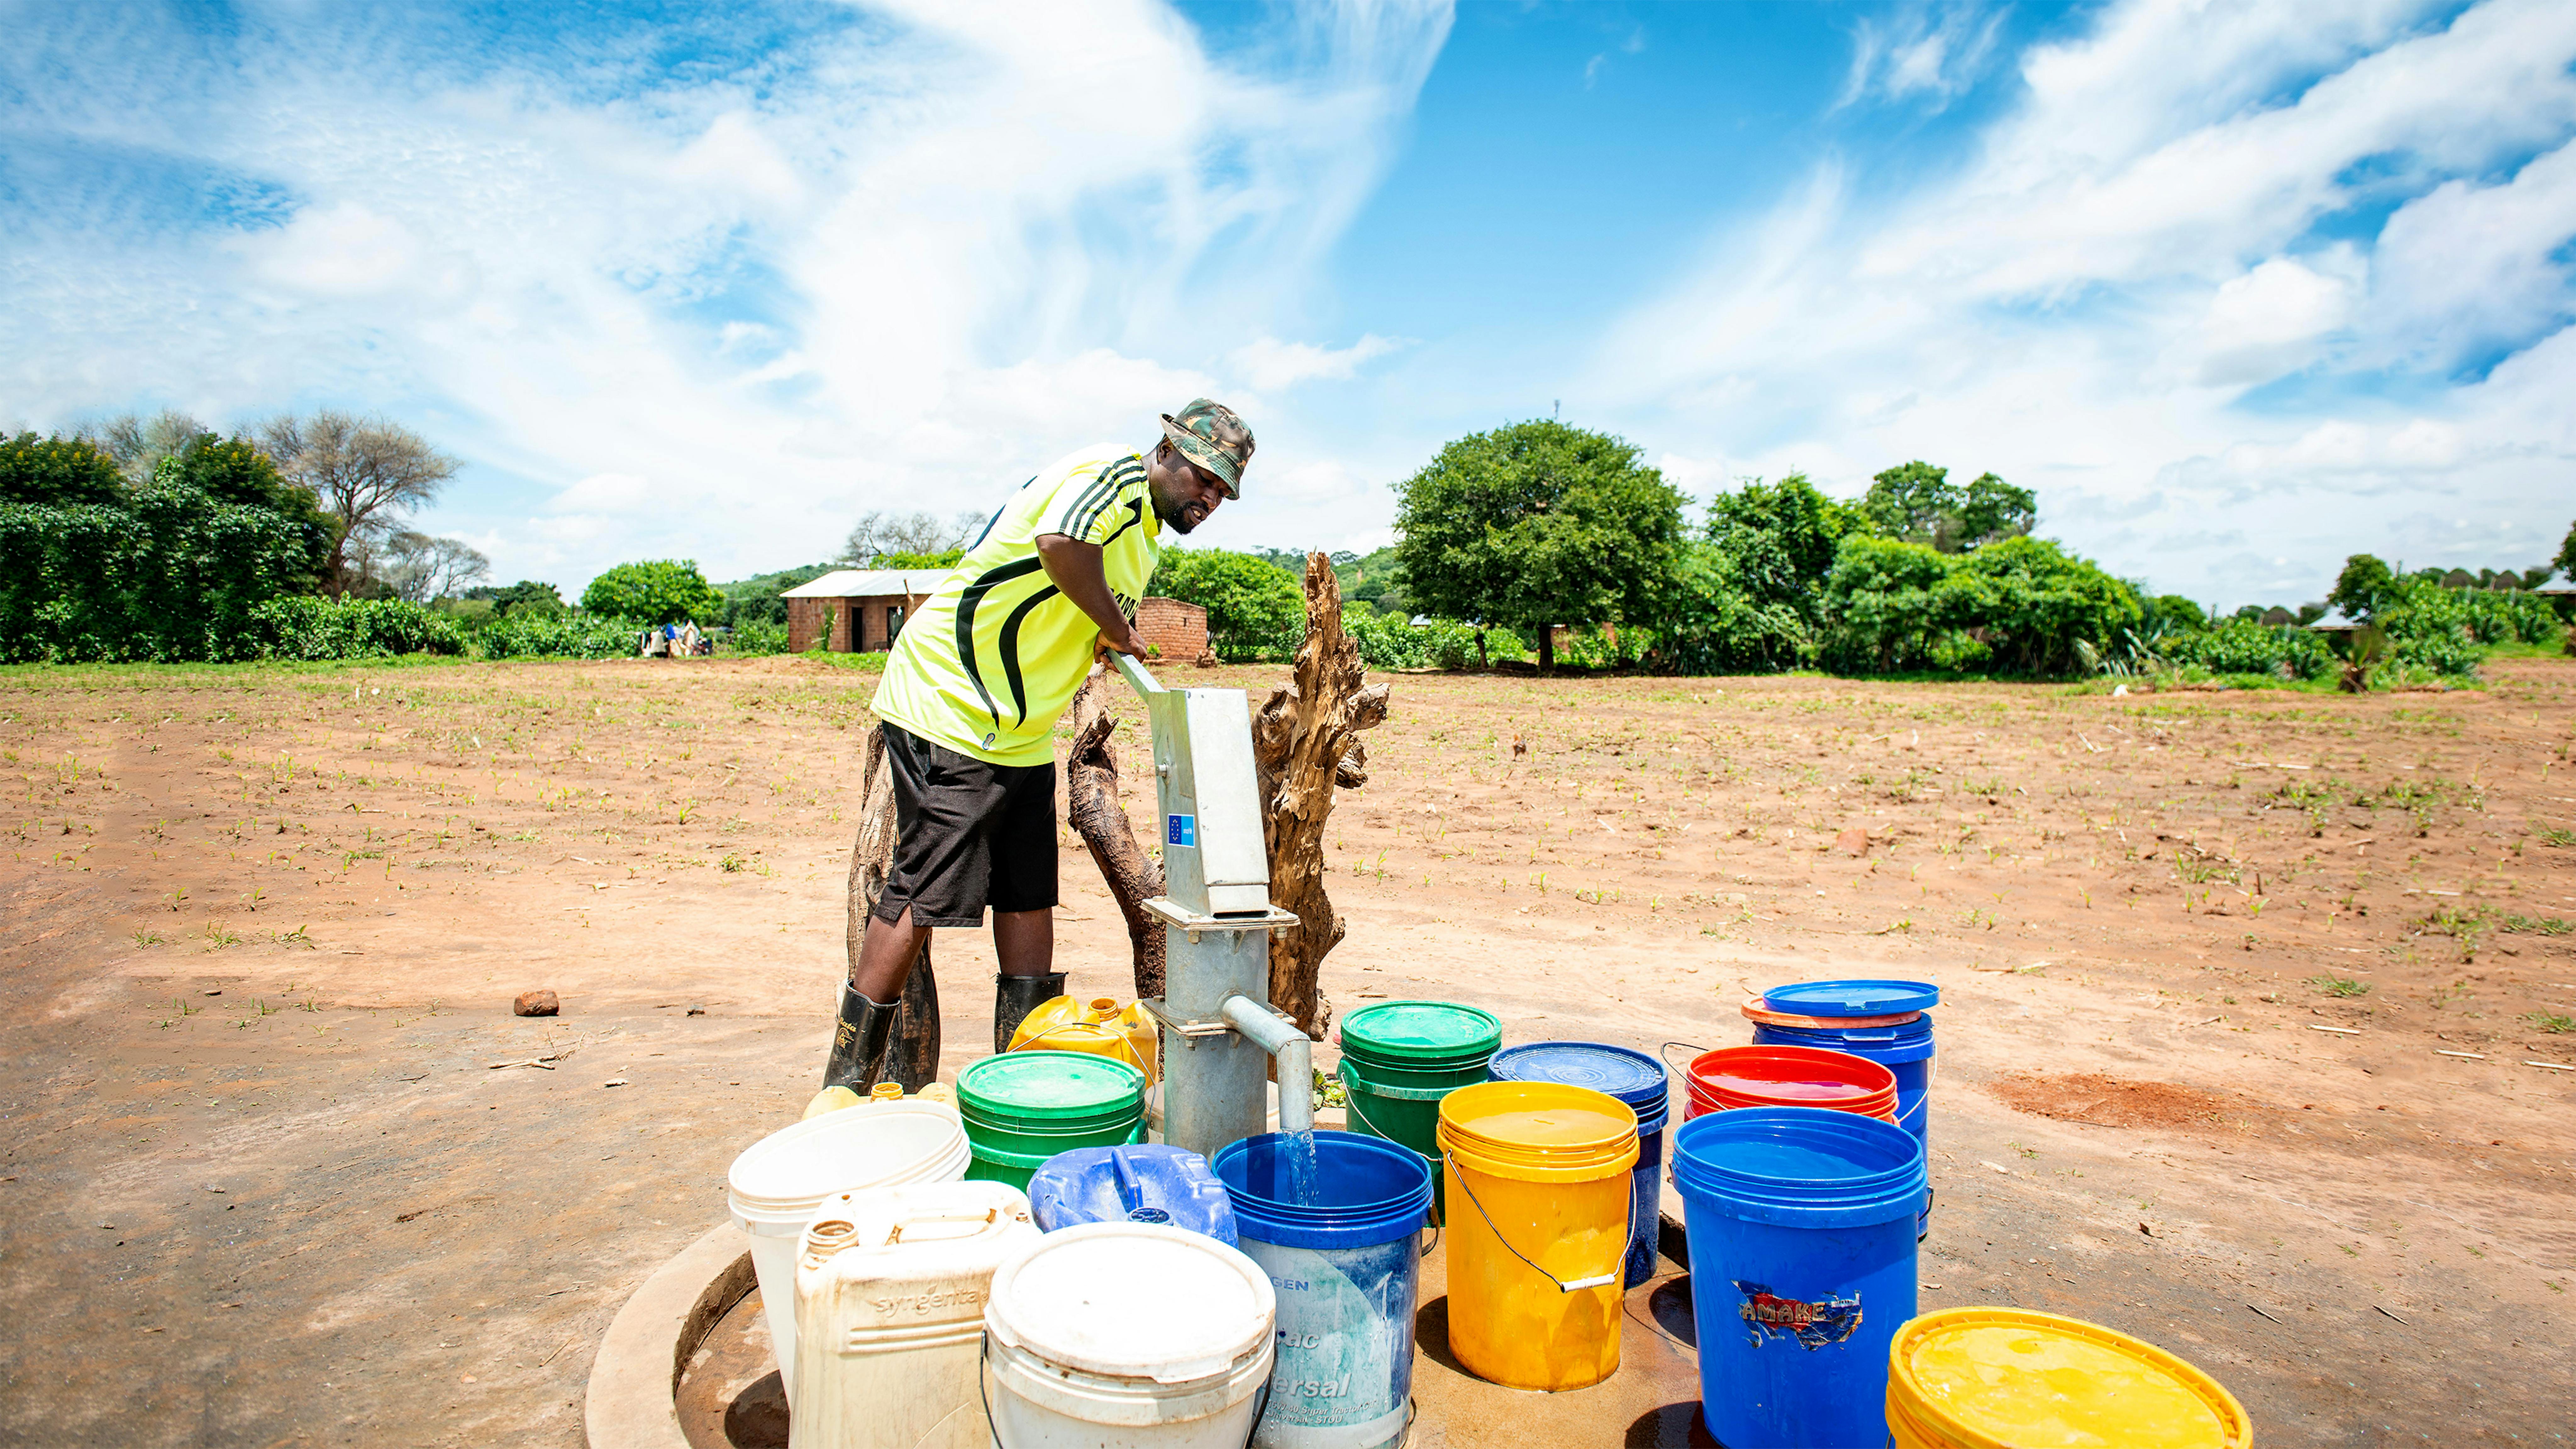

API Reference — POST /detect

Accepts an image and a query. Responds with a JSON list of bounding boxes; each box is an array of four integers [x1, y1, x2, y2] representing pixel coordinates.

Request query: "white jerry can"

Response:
[[790, 1180, 1039, 1449]]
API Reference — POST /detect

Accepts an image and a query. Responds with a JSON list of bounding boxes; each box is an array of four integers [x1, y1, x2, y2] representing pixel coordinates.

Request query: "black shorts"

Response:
[[874, 724, 1058, 928]]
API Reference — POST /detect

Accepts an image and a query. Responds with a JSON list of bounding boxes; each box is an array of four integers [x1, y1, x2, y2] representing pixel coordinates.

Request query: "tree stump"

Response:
[[1254, 555, 1388, 1040], [1063, 555, 1386, 1040], [1064, 672, 1167, 1000], [845, 726, 941, 1090]]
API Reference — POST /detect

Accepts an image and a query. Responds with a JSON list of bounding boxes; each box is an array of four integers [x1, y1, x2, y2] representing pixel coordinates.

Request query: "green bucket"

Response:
[[1335, 1001, 1500, 1222], [963, 1120, 1150, 1192], [958, 1052, 1148, 1191]]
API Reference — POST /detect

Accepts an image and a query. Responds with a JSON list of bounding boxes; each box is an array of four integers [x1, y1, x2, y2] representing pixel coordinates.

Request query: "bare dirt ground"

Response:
[[1, 653, 2570, 1447]]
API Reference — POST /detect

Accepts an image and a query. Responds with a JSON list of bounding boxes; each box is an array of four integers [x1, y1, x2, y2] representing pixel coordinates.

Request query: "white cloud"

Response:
[[1596, 0, 2576, 606], [1837, 0, 2006, 111], [0, 0, 1454, 591], [1227, 334, 1404, 392]]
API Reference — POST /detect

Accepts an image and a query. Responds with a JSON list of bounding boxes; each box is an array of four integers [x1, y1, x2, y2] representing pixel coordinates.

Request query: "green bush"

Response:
[[1818, 536, 1957, 672], [478, 610, 644, 660], [250, 596, 465, 660], [725, 618, 790, 655], [2158, 620, 2336, 680], [1656, 538, 1809, 674], [0, 484, 327, 663], [2377, 577, 2558, 647], [1939, 537, 2143, 677], [1558, 624, 1655, 670]]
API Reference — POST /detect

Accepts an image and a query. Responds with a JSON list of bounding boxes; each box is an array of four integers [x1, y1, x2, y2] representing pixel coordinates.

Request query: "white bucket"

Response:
[[791, 1180, 1037, 1449], [726, 1099, 970, 1403], [983, 1221, 1276, 1448]]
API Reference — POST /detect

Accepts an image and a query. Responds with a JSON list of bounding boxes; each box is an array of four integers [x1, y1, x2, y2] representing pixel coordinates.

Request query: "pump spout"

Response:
[[1217, 995, 1315, 1136]]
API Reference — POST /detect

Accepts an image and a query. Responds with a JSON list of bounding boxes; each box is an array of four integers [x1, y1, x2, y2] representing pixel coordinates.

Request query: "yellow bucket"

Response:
[[1887, 1308, 2253, 1449], [1435, 1081, 1638, 1391], [1008, 996, 1159, 1086]]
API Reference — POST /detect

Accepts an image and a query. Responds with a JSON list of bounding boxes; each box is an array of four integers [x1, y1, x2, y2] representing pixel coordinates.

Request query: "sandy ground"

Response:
[[1, 653, 2570, 1446]]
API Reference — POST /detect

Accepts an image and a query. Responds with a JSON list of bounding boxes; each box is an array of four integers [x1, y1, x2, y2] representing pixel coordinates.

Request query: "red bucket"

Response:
[[1682, 1044, 1898, 1123]]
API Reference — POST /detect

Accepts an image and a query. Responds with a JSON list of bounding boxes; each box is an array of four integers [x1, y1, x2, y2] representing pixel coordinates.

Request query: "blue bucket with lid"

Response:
[[1672, 1107, 1926, 1449], [1214, 1131, 1433, 1449], [1750, 979, 1938, 1237], [1026, 1143, 1238, 1245], [1488, 1041, 1670, 1287]]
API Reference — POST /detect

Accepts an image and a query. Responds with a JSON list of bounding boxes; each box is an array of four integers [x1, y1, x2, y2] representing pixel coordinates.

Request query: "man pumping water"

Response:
[[821, 399, 1256, 1092]]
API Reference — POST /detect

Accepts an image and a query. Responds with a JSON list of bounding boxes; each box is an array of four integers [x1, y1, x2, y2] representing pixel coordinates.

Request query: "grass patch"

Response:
[[2306, 975, 2372, 998]]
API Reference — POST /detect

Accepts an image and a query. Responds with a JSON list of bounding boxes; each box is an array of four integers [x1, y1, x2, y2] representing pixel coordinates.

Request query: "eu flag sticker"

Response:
[[1166, 814, 1196, 847]]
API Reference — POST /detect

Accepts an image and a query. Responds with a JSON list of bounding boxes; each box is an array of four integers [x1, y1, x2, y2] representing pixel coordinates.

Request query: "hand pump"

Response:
[[1109, 653, 1313, 1160]]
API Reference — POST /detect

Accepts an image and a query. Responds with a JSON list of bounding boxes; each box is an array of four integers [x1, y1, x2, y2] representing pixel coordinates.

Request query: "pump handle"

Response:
[[1110, 650, 1166, 698]]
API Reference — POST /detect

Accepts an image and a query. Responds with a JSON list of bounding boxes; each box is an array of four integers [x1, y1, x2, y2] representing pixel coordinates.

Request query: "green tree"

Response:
[[2143, 594, 2208, 633], [1147, 546, 1303, 661], [160, 434, 336, 589], [2555, 519, 2575, 581], [581, 559, 720, 624], [1860, 461, 1957, 544], [1392, 420, 1686, 671], [1704, 473, 1871, 626], [1658, 539, 1809, 674], [2327, 554, 2397, 619], [1860, 461, 2032, 552], [0, 433, 125, 507], [1956, 473, 2037, 548], [465, 580, 567, 617]]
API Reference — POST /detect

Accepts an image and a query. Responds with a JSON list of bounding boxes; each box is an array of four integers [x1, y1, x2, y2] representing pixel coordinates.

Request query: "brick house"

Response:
[[781, 570, 1211, 661], [779, 570, 950, 653], [1134, 597, 1211, 663]]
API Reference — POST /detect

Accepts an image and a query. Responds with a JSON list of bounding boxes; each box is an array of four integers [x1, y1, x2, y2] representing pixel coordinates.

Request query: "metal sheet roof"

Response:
[[778, 569, 952, 599]]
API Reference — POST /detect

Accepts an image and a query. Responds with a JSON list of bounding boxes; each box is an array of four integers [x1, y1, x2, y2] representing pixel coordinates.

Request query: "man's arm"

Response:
[[1034, 533, 1147, 656]]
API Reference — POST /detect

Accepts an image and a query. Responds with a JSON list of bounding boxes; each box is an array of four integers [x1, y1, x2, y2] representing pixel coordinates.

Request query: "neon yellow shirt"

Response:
[[871, 445, 1161, 765]]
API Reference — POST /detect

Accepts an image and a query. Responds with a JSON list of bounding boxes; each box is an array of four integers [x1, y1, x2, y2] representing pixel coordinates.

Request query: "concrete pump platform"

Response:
[[587, 1217, 1717, 1449]]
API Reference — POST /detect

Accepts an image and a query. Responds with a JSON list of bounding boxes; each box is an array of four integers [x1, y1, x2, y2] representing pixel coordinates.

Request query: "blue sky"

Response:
[[5, 0, 2572, 608]]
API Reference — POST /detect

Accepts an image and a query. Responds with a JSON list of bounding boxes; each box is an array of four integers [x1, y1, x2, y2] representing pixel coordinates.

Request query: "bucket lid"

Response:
[[959, 1051, 1146, 1120], [1889, 1308, 2251, 1449], [985, 1221, 1275, 1383], [727, 1100, 968, 1211], [1489, 1042, 1668, 1114], [1338, 1001, 1501, 1064], [1740, 998, 1923, 1030], [1760, 979, 1939, 1018]]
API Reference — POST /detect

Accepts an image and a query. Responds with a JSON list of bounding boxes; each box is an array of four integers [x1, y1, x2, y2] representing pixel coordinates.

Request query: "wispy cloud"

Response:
[[1836, 0, 2006, 112], [1, 0, 1453, 586], [1602, 0, 2576, 605]]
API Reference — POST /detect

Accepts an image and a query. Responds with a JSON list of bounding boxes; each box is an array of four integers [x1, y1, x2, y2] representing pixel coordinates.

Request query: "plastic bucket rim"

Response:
[[1669, 1107, 1924, 1198], [1686, 1042, 1900, 1089], [1885, 1306, 2253, 1449], [1212, 1131, 1435, 1247], [1437, 1081, 1640, 1151]]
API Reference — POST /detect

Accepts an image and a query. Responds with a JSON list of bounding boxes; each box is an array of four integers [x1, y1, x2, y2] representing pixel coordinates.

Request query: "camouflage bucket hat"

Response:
[[1159, 398, 1253, 499]]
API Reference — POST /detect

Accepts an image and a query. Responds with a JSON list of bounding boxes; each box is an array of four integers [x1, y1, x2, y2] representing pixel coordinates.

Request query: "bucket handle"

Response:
[[1658, 1041, 1708, 1078], [1446, 1160, 1628, 1295], [982, 1336, 1274, 1449]]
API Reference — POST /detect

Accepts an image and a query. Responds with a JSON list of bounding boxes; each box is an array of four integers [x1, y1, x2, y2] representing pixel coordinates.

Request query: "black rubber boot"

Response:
[[994, 971, 1067, 1055], [822, 983, 899, 1092]]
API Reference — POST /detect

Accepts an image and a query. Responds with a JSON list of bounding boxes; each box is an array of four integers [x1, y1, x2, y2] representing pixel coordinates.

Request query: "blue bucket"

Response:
[[1214, 1131, 1433, 1449], [1488, 1041, 1670, 1287], [1672, 1107, 1925, 1449], [1026, 1143, 1239, 1245]]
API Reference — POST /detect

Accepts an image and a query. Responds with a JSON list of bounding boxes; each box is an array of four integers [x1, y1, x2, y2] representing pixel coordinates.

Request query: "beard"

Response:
[[1152, 491, 1206, 535]]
